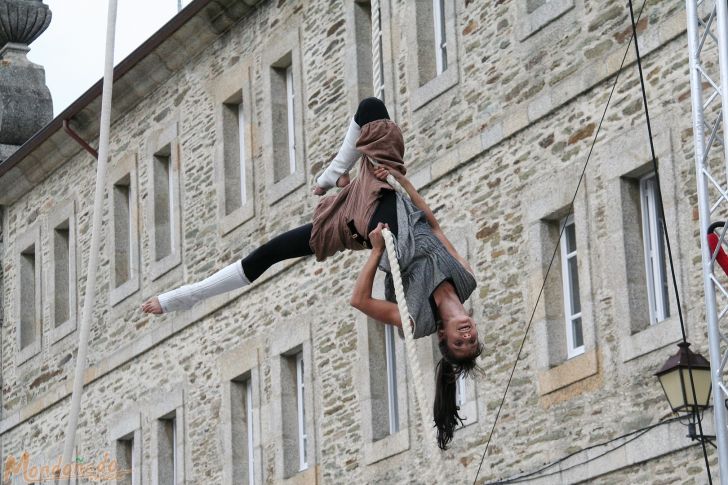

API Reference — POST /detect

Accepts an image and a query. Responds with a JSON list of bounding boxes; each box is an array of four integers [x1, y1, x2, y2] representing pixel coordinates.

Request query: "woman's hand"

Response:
[[368, 222, 389, 251], [312, 184, 328, 196], [373, 165, 406, 183]]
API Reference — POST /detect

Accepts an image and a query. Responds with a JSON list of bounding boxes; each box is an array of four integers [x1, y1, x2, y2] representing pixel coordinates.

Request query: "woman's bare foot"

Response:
[[336, 172, 351, 188], [141, 297, 163, 314]]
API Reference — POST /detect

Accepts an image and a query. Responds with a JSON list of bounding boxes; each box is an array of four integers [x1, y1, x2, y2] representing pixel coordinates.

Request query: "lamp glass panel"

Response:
[[679, 368, 712, 406], [658, 370, 685, 410]]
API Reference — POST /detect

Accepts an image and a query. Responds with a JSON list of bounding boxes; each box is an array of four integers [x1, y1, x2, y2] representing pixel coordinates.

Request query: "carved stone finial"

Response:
[[0, 0, 52, 49], [0, 0, 52, 159]]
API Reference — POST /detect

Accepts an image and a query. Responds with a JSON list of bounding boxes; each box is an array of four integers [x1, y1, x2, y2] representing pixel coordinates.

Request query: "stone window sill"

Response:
[[538, 348, 598, 396], [411, 66, 459, 112], [620, 315, 682, 363], [363, 429, 409, 465], [518, 0, 574, 41]]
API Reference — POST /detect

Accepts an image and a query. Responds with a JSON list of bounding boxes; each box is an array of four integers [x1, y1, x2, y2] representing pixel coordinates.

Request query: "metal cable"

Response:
[[472, 2, 648, 483], [627, 0, 712, 481]]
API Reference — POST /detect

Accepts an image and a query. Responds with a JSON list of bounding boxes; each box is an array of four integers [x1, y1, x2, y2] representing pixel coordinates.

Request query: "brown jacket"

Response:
[[309, 119, 406, 261]]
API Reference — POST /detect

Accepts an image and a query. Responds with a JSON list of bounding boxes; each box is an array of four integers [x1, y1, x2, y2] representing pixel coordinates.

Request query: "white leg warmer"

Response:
[[316, 116, 361, 189], [157, 260, 250, 313]]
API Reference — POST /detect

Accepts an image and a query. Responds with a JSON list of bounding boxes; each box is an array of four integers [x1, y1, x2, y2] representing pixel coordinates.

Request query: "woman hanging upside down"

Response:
[[141, 97, 482, 450]]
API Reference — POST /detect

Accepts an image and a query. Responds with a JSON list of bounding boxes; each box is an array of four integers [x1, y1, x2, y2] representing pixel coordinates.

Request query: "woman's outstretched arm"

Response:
[[350, 223, 402, 327]]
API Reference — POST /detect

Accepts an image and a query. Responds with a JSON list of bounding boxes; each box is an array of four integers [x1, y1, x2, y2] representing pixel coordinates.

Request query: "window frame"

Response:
[[406, 0, 459, 111], [108, 153, 141, 306], [559, 214, 584, 359], [639, 173, 670, 326], [219, 338, 262, 485], [146, 122, 182, 282], [47, 198, 78, 345], [109, 410, 141, 485], [15, 222, 41, 365], [295, 351, 308, 472], [211, 62, 256, 236], [149, 386, 185, 485], [261, 27, 307, 205]]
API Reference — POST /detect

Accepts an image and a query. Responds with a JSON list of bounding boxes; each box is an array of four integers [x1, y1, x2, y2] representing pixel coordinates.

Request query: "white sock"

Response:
[[157, 261, 250, 313], [316, 116, 361, 189]]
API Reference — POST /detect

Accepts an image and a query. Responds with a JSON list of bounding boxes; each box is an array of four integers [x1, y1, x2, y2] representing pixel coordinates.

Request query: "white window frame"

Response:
[[286, 65, 296, 176], [238, 102, 248, 204], [432, 0, 447, 76], [456, 373, 467, 409], [560, 214, 584, 359], [384, 324, 400, 434], [296, 352, 308, 472], [246, 378, 255, 485], [640, 173, 670, 326]]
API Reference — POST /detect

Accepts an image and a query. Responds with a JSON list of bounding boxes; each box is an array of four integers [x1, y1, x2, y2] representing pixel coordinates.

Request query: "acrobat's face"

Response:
[[439, 314, 480, 360]]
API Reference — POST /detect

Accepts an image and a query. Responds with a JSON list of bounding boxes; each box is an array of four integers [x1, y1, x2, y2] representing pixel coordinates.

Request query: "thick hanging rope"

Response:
[[471, 2, 650, 483], [382, 226, 447, 483], [59, 1, 118, 483], [370, 156, 447, 481]]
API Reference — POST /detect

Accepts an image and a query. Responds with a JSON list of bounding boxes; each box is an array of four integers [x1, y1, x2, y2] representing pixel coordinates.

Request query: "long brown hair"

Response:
[[433, 339, 483, 450]]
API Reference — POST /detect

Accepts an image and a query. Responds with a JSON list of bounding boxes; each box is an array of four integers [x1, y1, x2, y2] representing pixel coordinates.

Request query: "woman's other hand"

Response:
[[368, 222, 389, 251], [373, 165, 406, 183], [312, 184, 328, 196], [373, 166, 390, 181]]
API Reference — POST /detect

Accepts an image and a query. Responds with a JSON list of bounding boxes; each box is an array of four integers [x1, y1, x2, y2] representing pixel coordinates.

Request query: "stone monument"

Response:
[[0, 0, 53, 161]]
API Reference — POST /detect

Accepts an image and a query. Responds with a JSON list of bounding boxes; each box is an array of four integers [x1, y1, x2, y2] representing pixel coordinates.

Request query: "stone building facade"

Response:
[[0, 0, 720, 483]]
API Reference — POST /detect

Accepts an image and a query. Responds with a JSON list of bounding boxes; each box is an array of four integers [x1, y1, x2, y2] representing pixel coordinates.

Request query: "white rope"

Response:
[[59, 1, 118, 483], [374, 154, 448, 479], [371, 0, 385, 100], [382, 227, 447, 482]]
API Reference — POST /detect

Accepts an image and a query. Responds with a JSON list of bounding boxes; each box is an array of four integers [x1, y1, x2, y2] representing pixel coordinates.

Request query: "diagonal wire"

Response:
[[627, 0, 712, 482], [472, 2, 648, 483]]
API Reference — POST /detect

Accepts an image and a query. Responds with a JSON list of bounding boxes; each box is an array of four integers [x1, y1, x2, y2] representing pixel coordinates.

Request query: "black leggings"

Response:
[[241, 190, 399, 281], [241, 97, 394, 282]]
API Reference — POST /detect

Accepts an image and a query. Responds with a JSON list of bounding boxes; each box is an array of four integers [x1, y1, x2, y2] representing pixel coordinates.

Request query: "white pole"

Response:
[[58, 0, 118, 483], [178, 0, 182, 12]]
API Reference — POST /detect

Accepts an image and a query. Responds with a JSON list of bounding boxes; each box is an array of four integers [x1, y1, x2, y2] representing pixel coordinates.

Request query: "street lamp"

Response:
[[655, 342, 713, 443]]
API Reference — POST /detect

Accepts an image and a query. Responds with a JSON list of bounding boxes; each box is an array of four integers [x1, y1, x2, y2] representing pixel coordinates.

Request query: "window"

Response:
[[48, 199, 78, 344], [407, 0, 459, 110], [432, 0, 447, 75], [230, 376, 256, 484], [153, 147, 173, 261], [560, 215, 584, 358], [213, 64, 255, 235], [295, 352, 307, 472], [147, 123, 182, 280], [115, 434, 137, 485], [220, 339, 262, 484], [19, 245, 37, 349], [640, 173, 670, 326], [108, 154, 140, 305], [270, 58, 297, 184], [246, 379, 255, 484], [157, 413, 178, 484], [149, 386, 185, 485], [262, 28, 306, 204], [277, 345, 314, 478], [109, 411, 140, 484], [384, 325, 400, 434], [16, 224, 41, 364]]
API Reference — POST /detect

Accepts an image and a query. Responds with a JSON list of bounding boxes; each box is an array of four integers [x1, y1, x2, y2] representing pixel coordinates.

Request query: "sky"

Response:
[[27, 0, 193, 116]]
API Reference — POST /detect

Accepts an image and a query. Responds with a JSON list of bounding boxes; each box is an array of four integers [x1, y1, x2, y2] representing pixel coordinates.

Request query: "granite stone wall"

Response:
[[0, 0, 718, 483]]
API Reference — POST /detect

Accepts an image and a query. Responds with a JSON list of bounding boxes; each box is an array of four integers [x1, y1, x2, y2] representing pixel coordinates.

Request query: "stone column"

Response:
[[0, 0, 53, 161]]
